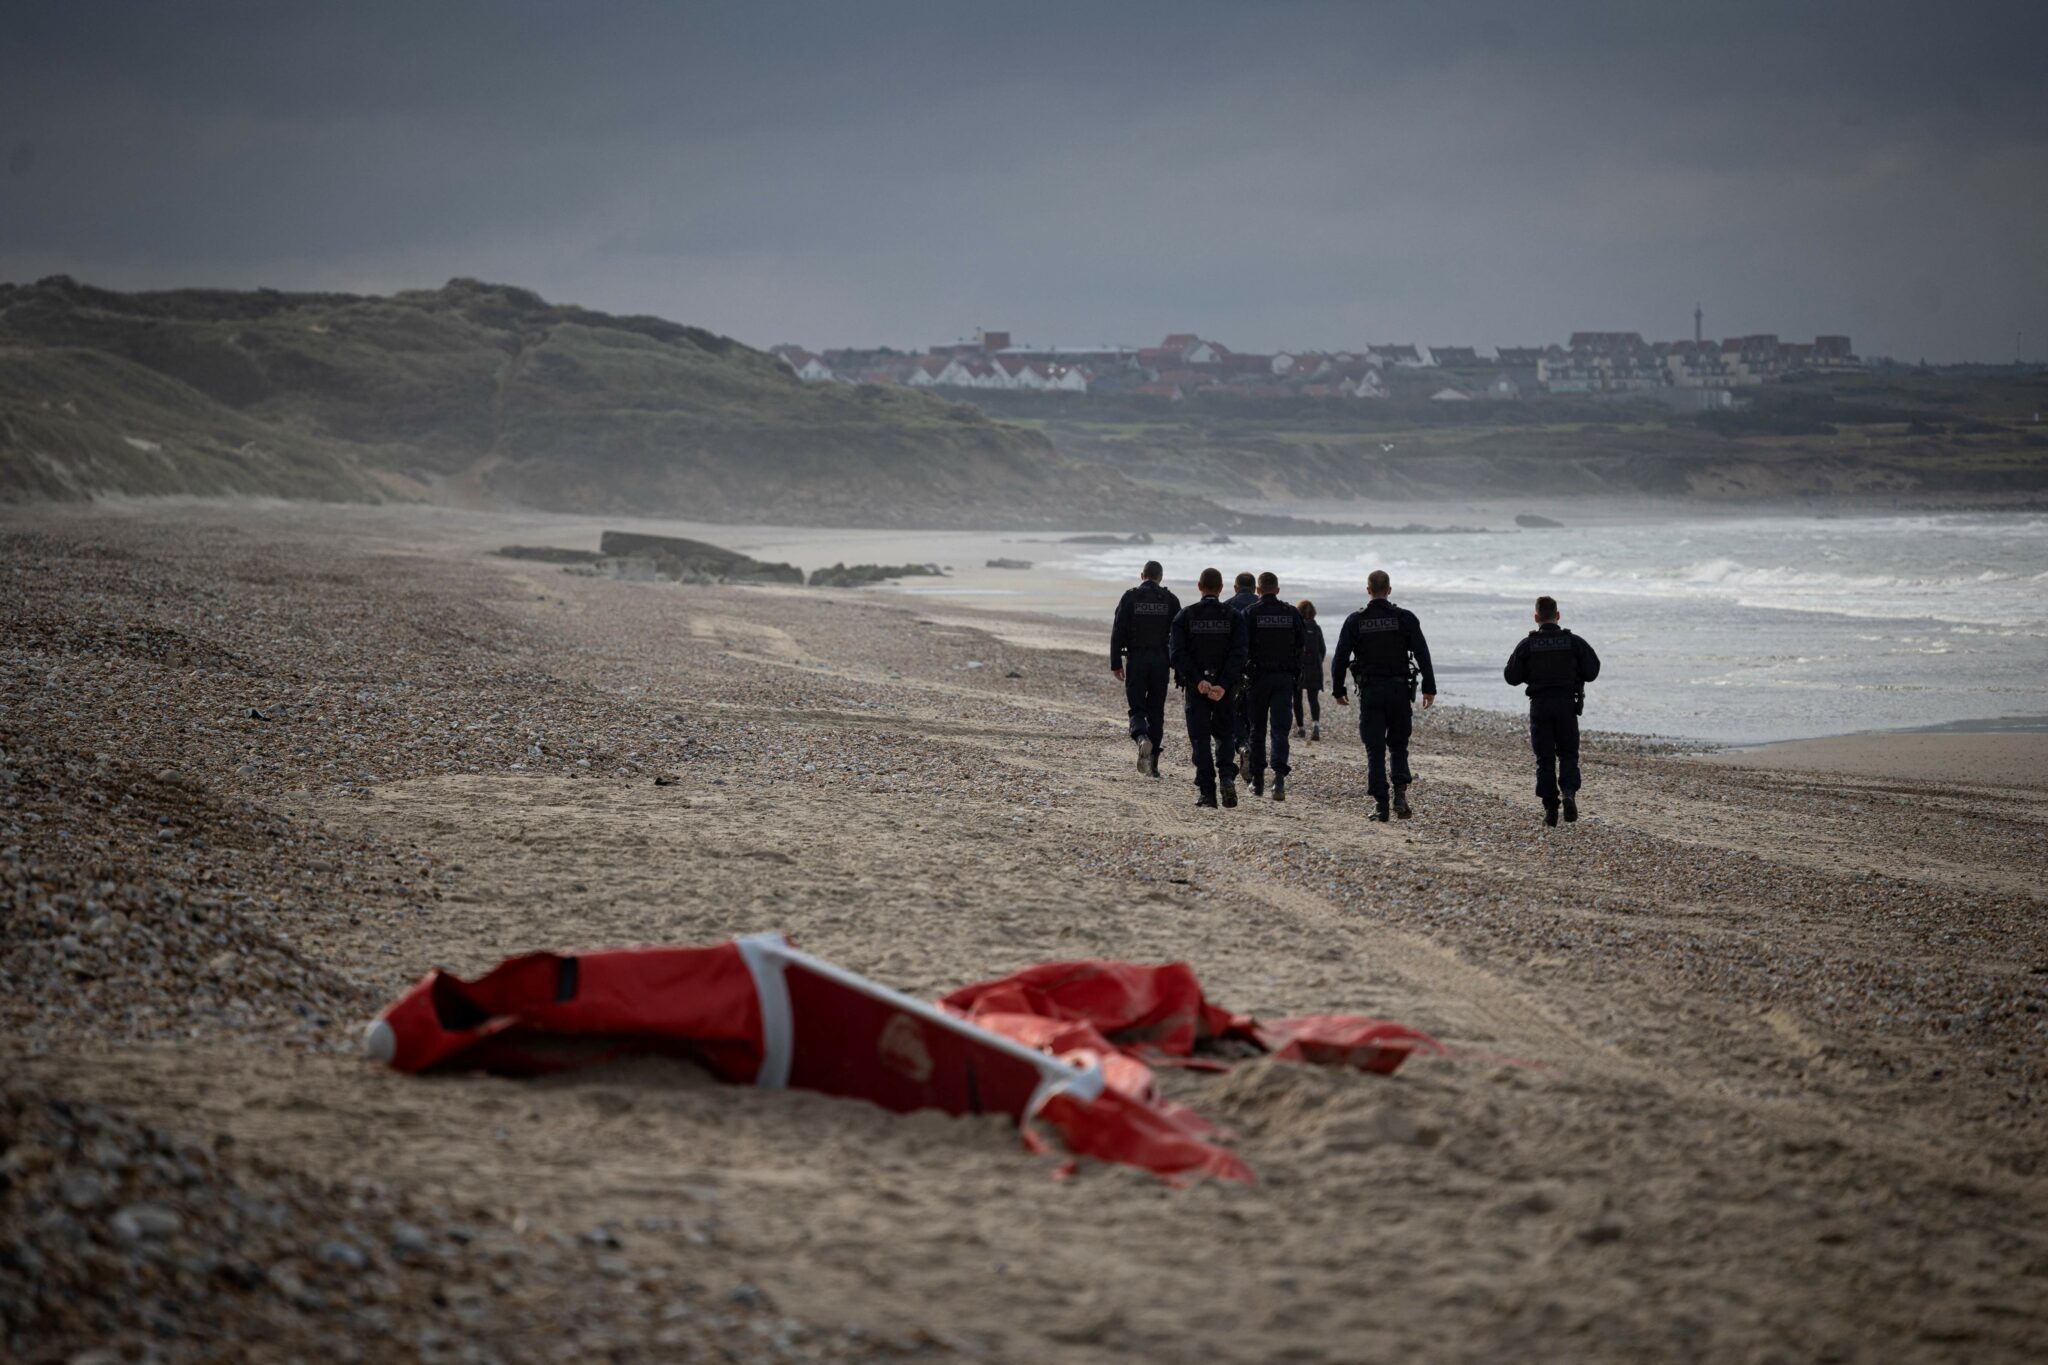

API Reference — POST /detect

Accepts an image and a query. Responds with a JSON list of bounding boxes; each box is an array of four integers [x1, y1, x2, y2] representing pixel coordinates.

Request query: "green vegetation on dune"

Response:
[[0, 345, 374, 501], [969, 373, 2048, 504], [0, 277, 1229, 527]]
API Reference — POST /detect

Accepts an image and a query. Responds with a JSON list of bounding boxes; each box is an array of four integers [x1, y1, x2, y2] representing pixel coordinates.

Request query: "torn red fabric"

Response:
[[365, 937, 1439, 1184], [366, 943, 765, 1079], [943, 958, 1445, 1080], [941, 959, 1238, 1056]]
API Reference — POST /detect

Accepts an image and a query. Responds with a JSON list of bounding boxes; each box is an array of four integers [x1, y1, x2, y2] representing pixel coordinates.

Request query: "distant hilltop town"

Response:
[[771, 316, 1860, 410]]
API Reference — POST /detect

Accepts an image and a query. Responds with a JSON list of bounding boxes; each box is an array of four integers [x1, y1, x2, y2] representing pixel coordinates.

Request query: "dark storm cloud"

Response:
[[3, 1, 2044, 359]]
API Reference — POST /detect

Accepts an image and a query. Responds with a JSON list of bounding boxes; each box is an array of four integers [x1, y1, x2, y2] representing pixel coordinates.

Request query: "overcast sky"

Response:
[[3, 1, 2044, 360]]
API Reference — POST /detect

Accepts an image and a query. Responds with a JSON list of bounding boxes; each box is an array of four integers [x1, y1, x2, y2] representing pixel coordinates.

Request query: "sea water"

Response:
[[1063, 512, 2048, 744]]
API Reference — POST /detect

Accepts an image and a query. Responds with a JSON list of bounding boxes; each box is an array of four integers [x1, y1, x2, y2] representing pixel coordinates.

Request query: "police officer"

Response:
[[1330, 569, 1436, 822], [1224, 572, 1259, 759], [1168, 567, 1249, 808], [1503, 594, 1601, 826], [1110, 560, 1181, 779], [1242, 572, 1305, 801]]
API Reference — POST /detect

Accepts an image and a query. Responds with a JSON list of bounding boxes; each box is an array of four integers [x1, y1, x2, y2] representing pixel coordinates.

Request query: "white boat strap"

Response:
[[732, 931, 1104, 1109]]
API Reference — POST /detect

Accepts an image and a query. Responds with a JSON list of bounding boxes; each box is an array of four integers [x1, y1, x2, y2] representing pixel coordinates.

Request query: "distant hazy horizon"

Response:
[[3, 1, 2044, 363]]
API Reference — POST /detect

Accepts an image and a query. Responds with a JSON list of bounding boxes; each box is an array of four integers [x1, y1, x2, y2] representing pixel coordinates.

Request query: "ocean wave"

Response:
[[1058, 518, 2048, 631]]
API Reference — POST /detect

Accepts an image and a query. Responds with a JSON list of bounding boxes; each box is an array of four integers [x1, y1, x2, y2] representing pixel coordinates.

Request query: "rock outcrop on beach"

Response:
[[493, 545, 606, 564], [805, 562, 943, 587], [596, 530, 804, 584]]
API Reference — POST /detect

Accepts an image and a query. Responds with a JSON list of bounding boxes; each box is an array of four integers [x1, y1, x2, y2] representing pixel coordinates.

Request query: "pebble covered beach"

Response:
[[4, 501, 2045, 1363]]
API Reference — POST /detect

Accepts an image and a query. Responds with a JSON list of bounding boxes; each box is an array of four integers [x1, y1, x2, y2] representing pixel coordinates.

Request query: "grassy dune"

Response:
[[0, 278, 1220, 527], [971, 373, 2048, 504]]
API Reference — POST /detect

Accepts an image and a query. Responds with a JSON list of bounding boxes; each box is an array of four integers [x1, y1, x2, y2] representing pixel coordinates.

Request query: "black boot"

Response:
[[1563, 797, 1578, 823], [1197, 790, 1218, 809], [1272, 774, 1286, 802], [1392, 786, 1412, 819], [1221, 780, 1238, 809], [1250, 769, 1264, 798], [1544, 802, 1560, 827], [1372, 796, 1390, 822], [1149, 748, 1161, 779]]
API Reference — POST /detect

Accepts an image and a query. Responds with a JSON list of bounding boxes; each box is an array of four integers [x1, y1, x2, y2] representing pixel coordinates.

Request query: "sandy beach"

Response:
[[5, 500, 2046, 1363], [1700, 733, 2048, 788]]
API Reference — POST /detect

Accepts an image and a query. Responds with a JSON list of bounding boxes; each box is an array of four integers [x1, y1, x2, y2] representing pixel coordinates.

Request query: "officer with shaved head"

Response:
[[1168, 567, 1250, 808], [1504, 594, 1601, 826], [1110, 559, 1181, 778], [1330, 568, 1436, 822], [1241, 571, 1305, 801]]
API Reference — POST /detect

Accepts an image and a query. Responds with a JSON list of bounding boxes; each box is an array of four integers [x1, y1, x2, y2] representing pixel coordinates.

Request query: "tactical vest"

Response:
[[1524, 629, 1579, 687], [1182, 600, 1235, 673], [1247, 599, 1298, 670], [1128, 586, 1173, 649], [1348, 604, 1409, 679]]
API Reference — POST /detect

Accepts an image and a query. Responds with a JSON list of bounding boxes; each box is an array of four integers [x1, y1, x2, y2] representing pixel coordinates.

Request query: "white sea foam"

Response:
[[1061, 511, 2048, 741]]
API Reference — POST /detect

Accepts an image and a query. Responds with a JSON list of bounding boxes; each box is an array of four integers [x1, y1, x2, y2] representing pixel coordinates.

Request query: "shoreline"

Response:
[[1693, 728, 2048, 787], [12, 497, 2042, 776]]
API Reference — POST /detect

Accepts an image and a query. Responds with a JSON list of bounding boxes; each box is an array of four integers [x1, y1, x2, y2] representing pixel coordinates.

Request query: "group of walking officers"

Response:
[[1111, 560, 1600, 824]]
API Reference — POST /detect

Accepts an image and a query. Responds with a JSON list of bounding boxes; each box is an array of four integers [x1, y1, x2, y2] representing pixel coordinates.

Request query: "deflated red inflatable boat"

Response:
[[365, 934, 1441, 1183]]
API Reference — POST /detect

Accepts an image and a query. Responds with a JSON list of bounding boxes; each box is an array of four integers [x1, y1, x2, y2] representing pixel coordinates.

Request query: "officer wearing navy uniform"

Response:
[[1223, 571, 1259, 761], [1168, 567, 1250, 808], [1110, 560, 1181, 778], [1241, 572, 1305, 801], [1503, 594, 1601, 825], [1330, 569, 1436, 822]]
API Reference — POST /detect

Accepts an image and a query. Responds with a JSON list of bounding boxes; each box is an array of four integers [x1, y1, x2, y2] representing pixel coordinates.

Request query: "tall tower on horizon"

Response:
[[1694, 303, 1704, 348]]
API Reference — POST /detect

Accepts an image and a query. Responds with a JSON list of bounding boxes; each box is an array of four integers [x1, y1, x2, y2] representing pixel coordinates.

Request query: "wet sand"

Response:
[[1704, 732, 2048, 788], [4, 500, 2045, 1363]]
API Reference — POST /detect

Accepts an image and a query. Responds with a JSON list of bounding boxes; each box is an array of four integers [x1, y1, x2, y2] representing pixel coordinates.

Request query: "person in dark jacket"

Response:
[[1241, 572, 1306, 801], [1503, 594, 1602, 825], [1110, 560, 1181, 778], [1293, 599, 1325, 742], [1168, 567, 1250, 808], [1223, 572, 1259, 760], [1330, 569, 1436, 822]]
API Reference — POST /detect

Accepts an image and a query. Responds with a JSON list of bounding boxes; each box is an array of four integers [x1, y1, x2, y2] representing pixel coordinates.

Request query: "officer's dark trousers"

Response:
[[1183, 686, 1239, 795], [1247, 672, 1294, 776], [1529, 693, 1581, 804], [1293, 686, 1320, 729], [1356, 678, 1413, 799], [1123, 650, 1169, 751]]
